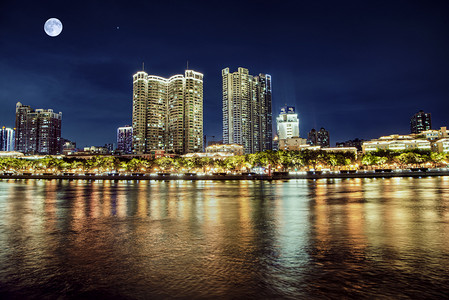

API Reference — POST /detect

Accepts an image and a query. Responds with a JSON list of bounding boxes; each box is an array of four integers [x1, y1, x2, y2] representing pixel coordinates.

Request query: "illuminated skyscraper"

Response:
[[181, 70, 204, 154], [0, 127, 15, 151], [14, 102, 31, 153], [276, 106, 299, 139], [132, 69, 203, 154], [222, 67, 272, 154], [410, 110, 431, 134], [15, 102, 62, 155], [117, 125, 133, 154]]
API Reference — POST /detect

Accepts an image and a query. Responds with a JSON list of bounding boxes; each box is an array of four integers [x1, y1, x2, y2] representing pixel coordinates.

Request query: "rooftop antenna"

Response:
[[142, 62, 145, 71], [186, 60, 189, 70]]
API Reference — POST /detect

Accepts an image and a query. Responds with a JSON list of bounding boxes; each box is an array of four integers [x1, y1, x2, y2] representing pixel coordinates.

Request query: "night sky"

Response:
[[1, 0, 448, 147]]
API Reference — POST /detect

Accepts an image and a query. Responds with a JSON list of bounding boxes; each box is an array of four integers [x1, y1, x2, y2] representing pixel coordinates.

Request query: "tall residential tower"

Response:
[[132, 69, 203, 154], [117, 125, 133, 154], [222, 67, 272, 154], [410, 110, 431, 134], [307, 127, 330, 148], [15, 102, 62, 155]]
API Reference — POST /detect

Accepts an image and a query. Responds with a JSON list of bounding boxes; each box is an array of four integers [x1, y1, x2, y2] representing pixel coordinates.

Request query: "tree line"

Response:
[[0, 149, 447, 174]]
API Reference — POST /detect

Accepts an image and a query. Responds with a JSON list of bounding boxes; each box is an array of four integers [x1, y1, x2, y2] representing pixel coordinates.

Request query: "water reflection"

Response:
[[0, 178, 448, 298]]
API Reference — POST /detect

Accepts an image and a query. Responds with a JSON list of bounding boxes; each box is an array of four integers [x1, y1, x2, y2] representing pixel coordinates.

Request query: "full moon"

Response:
[[44, 18, 63, 37]]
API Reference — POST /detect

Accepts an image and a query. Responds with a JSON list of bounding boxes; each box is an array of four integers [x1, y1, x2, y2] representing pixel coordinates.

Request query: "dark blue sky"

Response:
[[1, 0, 448, 147]]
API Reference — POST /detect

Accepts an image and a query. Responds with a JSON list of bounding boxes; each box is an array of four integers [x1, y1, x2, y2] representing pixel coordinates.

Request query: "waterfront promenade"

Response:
[[1, 168, 448, 181]]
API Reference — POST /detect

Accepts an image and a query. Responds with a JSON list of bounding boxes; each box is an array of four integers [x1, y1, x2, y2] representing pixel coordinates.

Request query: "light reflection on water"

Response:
[[0, 177, 448, 299]]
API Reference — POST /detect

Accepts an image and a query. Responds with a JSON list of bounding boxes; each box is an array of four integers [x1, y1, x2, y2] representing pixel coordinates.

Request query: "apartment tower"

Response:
[[132, 69, 203, 154], [222, 67, 272, 154], [307, 127, 330, 148], [410, 110, 431, 134], [15, 102, 62, 155], [117, 125, 133, 154]]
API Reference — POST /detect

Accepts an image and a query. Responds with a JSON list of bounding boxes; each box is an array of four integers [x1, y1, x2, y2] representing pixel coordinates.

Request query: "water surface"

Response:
[[0, 177, 448, 299]]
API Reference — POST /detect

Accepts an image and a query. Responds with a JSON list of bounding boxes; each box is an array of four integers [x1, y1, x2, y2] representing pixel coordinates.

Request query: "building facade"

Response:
[[0, 127, 15, 151], [15, 102, 62, 155], [432, 138, 449, 153], [278, 137, 307, 151], [117, 125, 133, 154], [132, 69, 203, 155], [307, 128, 330, 147], [418, 127, 448, 140], [410, 110, 431, 134], [205, 143, 244, 156], [362, 135, 431, 153], [276, 106, 299, 140], [222, 67, 272, 154]]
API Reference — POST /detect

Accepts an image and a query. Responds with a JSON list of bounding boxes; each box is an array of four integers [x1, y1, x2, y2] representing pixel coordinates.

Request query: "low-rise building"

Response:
[[82, 146, 110, 155], [0, 151, 24, 158], [321, 147, 358, 156], [432, 138, 449, 153], [205, 144, 244, 156], [182, 152, 235, 159], [278, 142, 357, 156], [418, 127, 448, 141], [182, 144, 244, 160], [279, 137, 307, 151], [362, 134, 431, 153], [61, 139, 76, 155]]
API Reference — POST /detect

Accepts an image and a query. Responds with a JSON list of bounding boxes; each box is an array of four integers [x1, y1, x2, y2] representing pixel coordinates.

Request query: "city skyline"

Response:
[[1, 1, 448, 147]]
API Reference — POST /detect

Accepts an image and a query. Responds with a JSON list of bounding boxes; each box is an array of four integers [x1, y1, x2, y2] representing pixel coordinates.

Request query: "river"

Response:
[[0, 177, 448, 299]]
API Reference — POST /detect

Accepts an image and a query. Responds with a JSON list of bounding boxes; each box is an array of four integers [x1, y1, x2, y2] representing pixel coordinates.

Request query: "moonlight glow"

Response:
[[44, 18, 63, 37]]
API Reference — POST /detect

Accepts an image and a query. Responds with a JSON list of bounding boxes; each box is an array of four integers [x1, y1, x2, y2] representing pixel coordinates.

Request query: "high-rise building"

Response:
[[132, 69, 203, 154], [15, 102, 62, 155], [410, 110, 431, 134], [0, 127, 15, 151], [15, 103, 31, 153], [307, 127, 330, 148], [117, 125, 133, 154], [307, 129, 317, 146], [277, 106, 299, 140], [222, 67, 272, 154]]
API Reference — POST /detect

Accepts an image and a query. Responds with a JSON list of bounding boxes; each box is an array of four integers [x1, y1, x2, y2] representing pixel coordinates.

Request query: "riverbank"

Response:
[[1, 169, 449, 181]]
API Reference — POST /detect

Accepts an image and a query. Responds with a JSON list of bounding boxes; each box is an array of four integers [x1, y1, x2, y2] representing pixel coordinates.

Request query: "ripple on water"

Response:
[[0, 178, 448, 299]]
